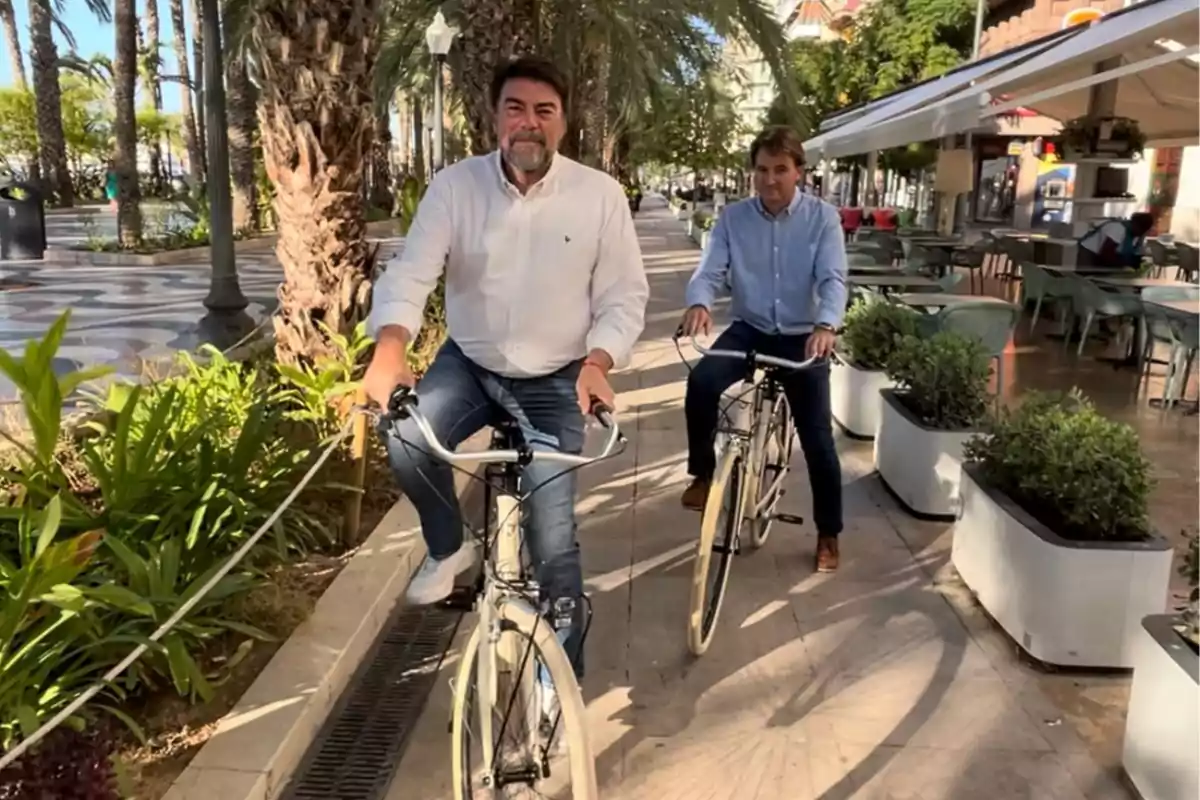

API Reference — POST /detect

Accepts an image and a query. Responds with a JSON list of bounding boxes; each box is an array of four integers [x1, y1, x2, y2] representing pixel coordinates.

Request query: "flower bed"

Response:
[[0, 310, 437, 798]]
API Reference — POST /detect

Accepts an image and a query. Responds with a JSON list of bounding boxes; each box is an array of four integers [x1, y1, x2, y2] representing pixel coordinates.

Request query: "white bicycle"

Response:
[[385, 387, 624, 799], [677, 334, 823, 656]]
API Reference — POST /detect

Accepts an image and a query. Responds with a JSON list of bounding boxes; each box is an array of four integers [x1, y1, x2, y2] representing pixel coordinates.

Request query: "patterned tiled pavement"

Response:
[[0, 211, 404, 401]]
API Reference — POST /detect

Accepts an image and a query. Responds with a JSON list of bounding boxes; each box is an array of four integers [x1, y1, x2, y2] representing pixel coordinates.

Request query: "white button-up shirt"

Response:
[[368, 151, 649, 378]]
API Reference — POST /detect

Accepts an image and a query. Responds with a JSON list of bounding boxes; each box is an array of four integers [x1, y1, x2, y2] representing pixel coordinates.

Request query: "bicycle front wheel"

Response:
[[747, 392, 794, 549], [687, 448, 743, 656], [451, 599, 598, 799]]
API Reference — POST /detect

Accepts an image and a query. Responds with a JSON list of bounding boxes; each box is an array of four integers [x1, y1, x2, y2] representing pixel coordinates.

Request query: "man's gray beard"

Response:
[[508, 143, 549, 173]]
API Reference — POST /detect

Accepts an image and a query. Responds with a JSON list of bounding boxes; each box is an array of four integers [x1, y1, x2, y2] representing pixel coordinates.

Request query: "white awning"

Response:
[[803, 33, 1072, 159], [831, 0, 1200, 154]]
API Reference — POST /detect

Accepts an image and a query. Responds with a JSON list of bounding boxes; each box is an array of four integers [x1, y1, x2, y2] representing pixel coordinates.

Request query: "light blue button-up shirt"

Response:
[[685, 190, 848, 334]]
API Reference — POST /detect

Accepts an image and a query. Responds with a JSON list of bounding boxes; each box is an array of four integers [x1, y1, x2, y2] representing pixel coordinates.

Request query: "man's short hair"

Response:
[[490, 56, 569, 113], [750, 126, 806, 169]]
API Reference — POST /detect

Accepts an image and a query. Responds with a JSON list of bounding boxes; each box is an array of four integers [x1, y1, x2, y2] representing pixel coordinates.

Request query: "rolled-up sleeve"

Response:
[[813, 204, 848, 329], [587, 188, 648, 370], [367, 173, 453, 340], [685, 212, 731, 310]]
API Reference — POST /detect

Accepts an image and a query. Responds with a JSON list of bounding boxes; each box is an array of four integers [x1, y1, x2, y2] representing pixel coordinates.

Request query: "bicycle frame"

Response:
[[718, 371, 788, 525]]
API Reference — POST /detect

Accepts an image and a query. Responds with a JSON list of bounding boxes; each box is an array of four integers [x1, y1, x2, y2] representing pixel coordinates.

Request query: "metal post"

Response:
[[955, 0, 990, 232], [432, 54, 446, 172], [201, 0, 247, 312]]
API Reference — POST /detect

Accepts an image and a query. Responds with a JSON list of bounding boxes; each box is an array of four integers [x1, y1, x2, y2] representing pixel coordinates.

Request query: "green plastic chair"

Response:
[[1139, 291, 1199, 408], [1062, 274, 1144, 357], [1019, 262, 1074, 335], [932, 301, 1022, 402], [1176, 244, 1199, 283]]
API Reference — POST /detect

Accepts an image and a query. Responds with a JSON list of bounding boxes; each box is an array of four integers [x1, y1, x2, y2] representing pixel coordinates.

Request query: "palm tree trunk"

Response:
[[0, 0, 24, 87], [28, 0, 72, 206], [0, 0, 40, 183], [143, 0, 165, 194], [168, 0, 203, 184], [370, 106, 392, 211], [452, 0, 538, 155], [257, 0, 381, 366], [227, 54, 257, 232], [113, 0, 142, 243], [190, 0, 206, 172]]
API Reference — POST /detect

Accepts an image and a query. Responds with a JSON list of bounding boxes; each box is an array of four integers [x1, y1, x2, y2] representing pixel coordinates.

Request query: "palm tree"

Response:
[[189, 0, 206, 170], [140, 0, 166, 194], [28, 0, 75, 204], [225, 0, 382, 365], [112, 0, 141, 243], [167, 0, 203, 182], [0, 0, 24, 87], [226, 53, 257, 232]]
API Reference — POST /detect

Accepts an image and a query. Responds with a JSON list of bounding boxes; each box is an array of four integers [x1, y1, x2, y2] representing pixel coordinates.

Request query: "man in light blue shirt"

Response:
[[678, 125, 848, 572]]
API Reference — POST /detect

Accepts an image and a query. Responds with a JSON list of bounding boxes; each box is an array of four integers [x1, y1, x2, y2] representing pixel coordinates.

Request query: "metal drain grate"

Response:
[[281, 602, 462, 800]]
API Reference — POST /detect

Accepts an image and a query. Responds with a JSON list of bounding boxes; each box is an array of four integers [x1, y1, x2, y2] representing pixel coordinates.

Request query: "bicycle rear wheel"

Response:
[[451, 599, 598, 799], [747, 393, 794, 549], [687, 448, 743, 656]]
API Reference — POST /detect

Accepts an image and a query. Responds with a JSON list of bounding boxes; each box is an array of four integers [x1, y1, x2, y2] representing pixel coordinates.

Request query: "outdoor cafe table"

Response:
[[849, 274, 940, 292], [891, 293, 1017, 311], [1146, 298, 1200, 316], [848, 264, 903, 275], [1093, 277, 1198, 290]]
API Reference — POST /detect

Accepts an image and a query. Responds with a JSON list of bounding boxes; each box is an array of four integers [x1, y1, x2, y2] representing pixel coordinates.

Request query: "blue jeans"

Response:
[[684, 321, 844, 537], [383, 340, 587, 675]]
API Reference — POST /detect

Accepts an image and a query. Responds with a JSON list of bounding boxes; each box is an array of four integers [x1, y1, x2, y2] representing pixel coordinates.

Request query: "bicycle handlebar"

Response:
[[384, 386, 625, 467], [681, 332, 826, 370]]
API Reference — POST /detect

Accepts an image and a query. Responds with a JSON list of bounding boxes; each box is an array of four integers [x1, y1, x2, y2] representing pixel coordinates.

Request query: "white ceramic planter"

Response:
[[952, 466, 1174, 668], [873, 390, 975, 518], [1123, 616, 1198, 800], [830, 359, 893, 440]]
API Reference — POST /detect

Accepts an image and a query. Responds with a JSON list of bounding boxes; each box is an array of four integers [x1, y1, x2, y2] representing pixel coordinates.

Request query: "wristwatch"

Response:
[[814, 323, 836, 333]]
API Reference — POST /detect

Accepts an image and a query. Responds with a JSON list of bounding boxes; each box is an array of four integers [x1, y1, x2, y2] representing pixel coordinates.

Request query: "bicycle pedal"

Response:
[[438, 586, 477, 612], [773, 513, 805, 526]]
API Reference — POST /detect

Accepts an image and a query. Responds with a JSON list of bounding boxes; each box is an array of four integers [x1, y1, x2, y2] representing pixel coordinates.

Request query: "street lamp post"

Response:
[[425, 10, 458, 173]]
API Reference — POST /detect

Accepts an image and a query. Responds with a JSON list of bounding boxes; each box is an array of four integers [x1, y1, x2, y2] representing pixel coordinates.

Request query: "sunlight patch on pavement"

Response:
[[585, 542, 696, 593]]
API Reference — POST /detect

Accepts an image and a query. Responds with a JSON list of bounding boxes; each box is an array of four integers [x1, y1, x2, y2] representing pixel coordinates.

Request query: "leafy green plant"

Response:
[[886, 331, 991, 430], [0, 497, 115, 749], [275, 322, 372, 436], [1177, 531, 1198, 648], [692, 210, 714, 231], [963, 391, 1153, 542], [838, 298, 922, 370], [396, 174, 427, 236]]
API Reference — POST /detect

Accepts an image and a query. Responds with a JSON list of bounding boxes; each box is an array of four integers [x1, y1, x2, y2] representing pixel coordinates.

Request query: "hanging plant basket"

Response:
[[1060, 116, 1146, 160]]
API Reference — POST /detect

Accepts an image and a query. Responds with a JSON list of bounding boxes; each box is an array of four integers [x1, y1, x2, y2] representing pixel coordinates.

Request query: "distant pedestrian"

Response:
[[105, 162, 118, 211]]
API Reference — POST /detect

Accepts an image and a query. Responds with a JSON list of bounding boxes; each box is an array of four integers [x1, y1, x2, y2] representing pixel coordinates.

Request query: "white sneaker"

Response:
[[406, 546, 476, 605]]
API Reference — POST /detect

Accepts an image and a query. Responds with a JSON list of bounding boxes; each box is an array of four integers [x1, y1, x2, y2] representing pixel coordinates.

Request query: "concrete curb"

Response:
[[161, 451, 481, 800]]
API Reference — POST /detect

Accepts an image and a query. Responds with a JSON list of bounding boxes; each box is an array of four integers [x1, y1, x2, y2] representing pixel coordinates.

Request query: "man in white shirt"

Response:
[[363, 56, 648, 675]]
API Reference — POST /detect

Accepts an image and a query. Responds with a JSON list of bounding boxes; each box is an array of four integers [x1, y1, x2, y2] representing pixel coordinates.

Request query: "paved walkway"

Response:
[[0, 226, 403, 402], [385, 198, 1131, 799]]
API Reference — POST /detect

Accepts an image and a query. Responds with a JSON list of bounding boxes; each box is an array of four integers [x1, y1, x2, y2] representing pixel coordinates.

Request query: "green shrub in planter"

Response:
[[839, 299, 922, 371], [886, 331, 991, 430], [1180, 531, 1199, 649], [962, 391, 1153, 543], [692, 210, 715, 231]]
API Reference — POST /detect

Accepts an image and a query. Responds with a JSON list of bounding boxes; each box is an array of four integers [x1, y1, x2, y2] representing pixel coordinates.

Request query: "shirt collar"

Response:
[[755, 189, 804, 220], [492, 149, 562, 197]]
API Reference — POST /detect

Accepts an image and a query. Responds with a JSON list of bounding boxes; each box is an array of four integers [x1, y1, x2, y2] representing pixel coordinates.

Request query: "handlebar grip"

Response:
[[589, 398, 614, 420], [386, 385, 418, 420]]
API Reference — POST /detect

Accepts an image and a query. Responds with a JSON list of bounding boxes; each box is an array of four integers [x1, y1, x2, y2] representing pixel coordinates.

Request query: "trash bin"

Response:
[[0, 181, 47, 260]]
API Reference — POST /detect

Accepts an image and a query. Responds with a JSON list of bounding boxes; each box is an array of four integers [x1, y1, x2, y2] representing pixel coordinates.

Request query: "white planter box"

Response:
[[830, 359, 893, 440], [1123, 615, 1198, 800], [952, 466, 1174, 668], [873, 390, 975, 518]]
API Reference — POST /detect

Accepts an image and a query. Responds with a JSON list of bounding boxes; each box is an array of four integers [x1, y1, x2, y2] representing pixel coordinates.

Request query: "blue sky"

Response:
[[1, 1, 193, 113]]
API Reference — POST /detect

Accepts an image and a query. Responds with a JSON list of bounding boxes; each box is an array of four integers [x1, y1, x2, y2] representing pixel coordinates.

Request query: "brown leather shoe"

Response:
[[681, 478, 711, 511], [815, 537, 840, 573]]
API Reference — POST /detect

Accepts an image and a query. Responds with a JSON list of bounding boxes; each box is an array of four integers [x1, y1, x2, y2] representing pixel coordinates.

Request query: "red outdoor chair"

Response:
[[840, 207, 863, 239]]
